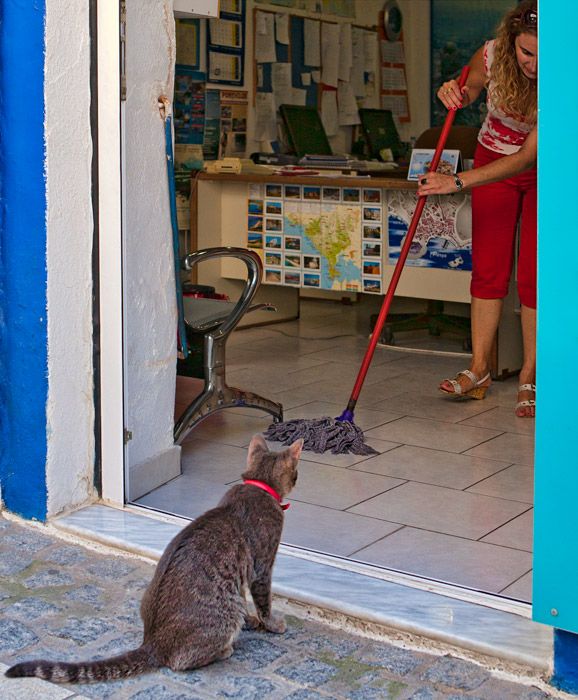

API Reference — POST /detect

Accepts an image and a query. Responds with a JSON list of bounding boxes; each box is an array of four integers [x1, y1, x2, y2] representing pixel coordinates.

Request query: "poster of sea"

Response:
[[430, 0, 514, 127]]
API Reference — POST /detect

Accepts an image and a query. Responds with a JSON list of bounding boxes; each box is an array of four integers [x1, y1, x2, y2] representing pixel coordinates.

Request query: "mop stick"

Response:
[[337, 65, 470, 422], [265, 66, 470, 454]]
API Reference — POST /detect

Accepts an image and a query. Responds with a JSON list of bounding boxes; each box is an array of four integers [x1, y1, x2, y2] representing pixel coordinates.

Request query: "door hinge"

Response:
[[120, 0, 127, 101], [123, 428, 133, 445]]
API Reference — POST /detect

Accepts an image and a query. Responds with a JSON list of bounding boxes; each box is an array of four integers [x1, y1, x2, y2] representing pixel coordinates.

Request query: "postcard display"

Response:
[[247, 184, 472, 290], [247, 183, 385, 294]]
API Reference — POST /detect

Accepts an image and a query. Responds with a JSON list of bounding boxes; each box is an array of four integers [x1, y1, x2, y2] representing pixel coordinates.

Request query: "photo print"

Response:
[[343, 188, 361, 203], [265, 183, 282, 198], [248, 199, 264, 215], [265, 217, 283, 232], [363, 206, 382, 222], [303, 186, 321, 201], [363, 188, 382, 204], [363, 242, 382, 257], [249, 183, 263, 199], [265, 234, 282, 249], [265, 251, 282, 266], [284, 236, 301, 251], [363, 278, 382, 293], [363, 259, 381, 276], [284, 253, 301, 268], [363, 224, 382, 240], [322, 187, 340, 202], [248, 215, 263, 232], [248, 232, 263, 249], [303, 272, 321, 287], [265, 268, 282, 284], [284, 185, 301, 199], [303, 255, 320, 270], [265, 200, 283, 216], [284, 270, 301, 286]]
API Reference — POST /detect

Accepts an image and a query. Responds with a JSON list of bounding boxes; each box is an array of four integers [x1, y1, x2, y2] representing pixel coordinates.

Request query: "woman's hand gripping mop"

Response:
[[265, 67, 470, 455]]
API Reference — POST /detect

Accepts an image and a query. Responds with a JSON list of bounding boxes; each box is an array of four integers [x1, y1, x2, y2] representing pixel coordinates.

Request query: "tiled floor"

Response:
[[134, 299, 534, 604]]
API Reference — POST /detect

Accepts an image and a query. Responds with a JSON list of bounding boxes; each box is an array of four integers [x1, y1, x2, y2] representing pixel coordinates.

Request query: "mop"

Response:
[[265, 67, 470, 455]]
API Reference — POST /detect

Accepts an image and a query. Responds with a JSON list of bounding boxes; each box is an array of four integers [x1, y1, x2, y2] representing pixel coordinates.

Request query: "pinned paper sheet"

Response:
[[275, 13, 290, 45], [321, 22, 340, 88], [304, 19, 321, 67], [301, 73, 312, 86], [255, 12, 276, 63], [337, 81, 360, 126], [338, 23, 353, 82], [321, 90, 339, 136]]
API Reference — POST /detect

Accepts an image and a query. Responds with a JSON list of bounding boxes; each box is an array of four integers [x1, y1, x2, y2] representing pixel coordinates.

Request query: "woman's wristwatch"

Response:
[[453, 174, 464, 191]]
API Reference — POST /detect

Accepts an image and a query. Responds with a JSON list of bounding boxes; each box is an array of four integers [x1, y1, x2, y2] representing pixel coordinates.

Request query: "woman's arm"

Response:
[[417, 127, 537, 196], [438, 46, 486, 110]]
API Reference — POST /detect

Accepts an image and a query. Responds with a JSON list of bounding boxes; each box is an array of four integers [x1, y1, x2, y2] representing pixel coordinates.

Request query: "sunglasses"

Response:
[[520, 8, 537, 28]]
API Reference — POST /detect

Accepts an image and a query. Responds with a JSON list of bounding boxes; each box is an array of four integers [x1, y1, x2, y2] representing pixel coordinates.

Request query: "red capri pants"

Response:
[[471, 143, 537, 309]]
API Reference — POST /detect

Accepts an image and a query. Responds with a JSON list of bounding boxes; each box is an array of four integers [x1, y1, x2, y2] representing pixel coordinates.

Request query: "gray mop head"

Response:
[[264, 417, 378, 456]]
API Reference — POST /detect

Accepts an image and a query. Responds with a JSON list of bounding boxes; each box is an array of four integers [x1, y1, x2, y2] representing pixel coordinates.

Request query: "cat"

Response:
[[5, 434, 303, 684]]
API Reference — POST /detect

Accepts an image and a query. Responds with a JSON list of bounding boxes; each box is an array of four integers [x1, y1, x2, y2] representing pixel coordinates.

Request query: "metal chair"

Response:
[[174, 246, 283, 445]]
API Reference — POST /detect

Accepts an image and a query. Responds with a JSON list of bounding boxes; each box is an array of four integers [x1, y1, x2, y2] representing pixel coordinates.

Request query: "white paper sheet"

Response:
[[364, 30, 379, 72], [255, 92, 278, 142], [380, 40, 405, 64], [304, 19, 321, 67], [351, 26, 366, 97], [337, 81, 360, 126], [338, 23, 353, 82], [321, 22, 340, 88], [275, 13, 290, 45], [321, 90, 339, 136], [255, 12, 276, 63]]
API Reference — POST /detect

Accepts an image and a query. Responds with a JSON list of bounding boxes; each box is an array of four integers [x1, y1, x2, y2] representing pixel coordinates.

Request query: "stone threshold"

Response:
[[52, 503, 552, 675]]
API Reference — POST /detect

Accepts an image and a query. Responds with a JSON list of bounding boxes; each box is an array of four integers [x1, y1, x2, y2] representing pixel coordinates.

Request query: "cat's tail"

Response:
[[4, 645, 158, 684]]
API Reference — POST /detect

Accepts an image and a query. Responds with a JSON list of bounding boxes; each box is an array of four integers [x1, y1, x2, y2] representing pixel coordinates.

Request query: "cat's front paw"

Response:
[[262, 614, 286, 634], [243, 614, 262, 630]]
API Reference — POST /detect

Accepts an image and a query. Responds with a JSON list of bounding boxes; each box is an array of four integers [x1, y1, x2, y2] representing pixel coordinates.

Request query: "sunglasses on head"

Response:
[[520, 8, 537, 28]]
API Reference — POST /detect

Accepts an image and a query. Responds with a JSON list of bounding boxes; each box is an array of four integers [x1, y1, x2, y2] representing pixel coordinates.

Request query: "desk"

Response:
[[190, 171, 522, 376]]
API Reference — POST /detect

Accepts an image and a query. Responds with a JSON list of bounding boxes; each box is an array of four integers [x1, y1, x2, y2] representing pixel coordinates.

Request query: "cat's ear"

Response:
[[247, 434, 268, 465], [288, 438, 304, 461]]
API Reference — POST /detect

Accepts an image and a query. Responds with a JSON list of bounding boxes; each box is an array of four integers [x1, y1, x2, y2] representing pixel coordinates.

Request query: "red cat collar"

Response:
[[243, 480, 290, 510]]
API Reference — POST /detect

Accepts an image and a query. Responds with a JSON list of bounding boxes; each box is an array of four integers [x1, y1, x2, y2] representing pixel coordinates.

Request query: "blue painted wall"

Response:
[[533, 0, 578, 635], [0, 1, 48, 519]]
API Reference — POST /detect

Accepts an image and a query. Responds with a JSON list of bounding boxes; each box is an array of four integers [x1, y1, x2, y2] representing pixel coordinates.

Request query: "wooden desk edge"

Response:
[[196, 171, 418, 190]]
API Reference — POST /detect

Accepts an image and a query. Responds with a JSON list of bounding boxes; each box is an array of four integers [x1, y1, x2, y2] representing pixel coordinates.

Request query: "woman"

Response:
[[418, 0, 537, 418]]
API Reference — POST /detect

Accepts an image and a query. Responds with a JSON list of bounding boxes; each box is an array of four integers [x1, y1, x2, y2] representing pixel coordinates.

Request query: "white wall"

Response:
[[45, 0, 96, 516], [124, 0, 181, 497]]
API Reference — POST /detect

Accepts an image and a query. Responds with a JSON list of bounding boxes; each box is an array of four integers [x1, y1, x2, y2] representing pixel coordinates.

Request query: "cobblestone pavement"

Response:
[[0, 514, 563, 700]]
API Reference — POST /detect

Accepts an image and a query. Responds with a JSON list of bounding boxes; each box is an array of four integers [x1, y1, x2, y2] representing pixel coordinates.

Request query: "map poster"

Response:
[[387, 191, 472, 271], [248, 185, 366, 292]]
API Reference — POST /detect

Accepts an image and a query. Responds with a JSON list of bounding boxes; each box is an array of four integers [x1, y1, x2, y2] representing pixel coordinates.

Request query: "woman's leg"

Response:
[[516, 304, 536, 417], [439, 296, 501, 393], [440, 145, 518, 394], [516, 167, 537, 417]]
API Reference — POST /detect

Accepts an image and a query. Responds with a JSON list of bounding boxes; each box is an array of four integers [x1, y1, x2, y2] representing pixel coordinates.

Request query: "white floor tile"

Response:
[[290, 460, 405, 510], [281, 501, 403, 557], [354, 527, 533, 597], [364, 416, 503, 454], [350, 444, 512, 489], [500, 570, 533, 601], [348, 481, 530, 539], [466, 464, 534, 504], [464, 432, 535, 467], [481, 509, 534, 552], [459, 405, 535, 436]]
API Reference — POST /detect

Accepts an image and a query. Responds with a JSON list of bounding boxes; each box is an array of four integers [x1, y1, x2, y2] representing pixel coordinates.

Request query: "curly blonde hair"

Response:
[[490, 0, 537, 124]]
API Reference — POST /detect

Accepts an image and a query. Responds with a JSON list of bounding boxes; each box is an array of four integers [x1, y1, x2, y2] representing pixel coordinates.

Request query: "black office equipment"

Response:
[[279, 104, 332, 158], [359, 108, 405, 161]]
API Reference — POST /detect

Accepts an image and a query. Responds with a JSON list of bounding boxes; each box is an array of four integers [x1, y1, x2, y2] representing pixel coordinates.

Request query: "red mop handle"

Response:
[[347, 66, 470, 409]]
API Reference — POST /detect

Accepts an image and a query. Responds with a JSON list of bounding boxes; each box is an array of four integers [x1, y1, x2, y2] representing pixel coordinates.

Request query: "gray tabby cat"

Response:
[[5, 434, 303, 684]]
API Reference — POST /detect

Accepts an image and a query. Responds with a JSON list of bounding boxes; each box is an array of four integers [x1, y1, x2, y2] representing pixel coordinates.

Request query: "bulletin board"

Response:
[[252, 6, 379, 145]]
